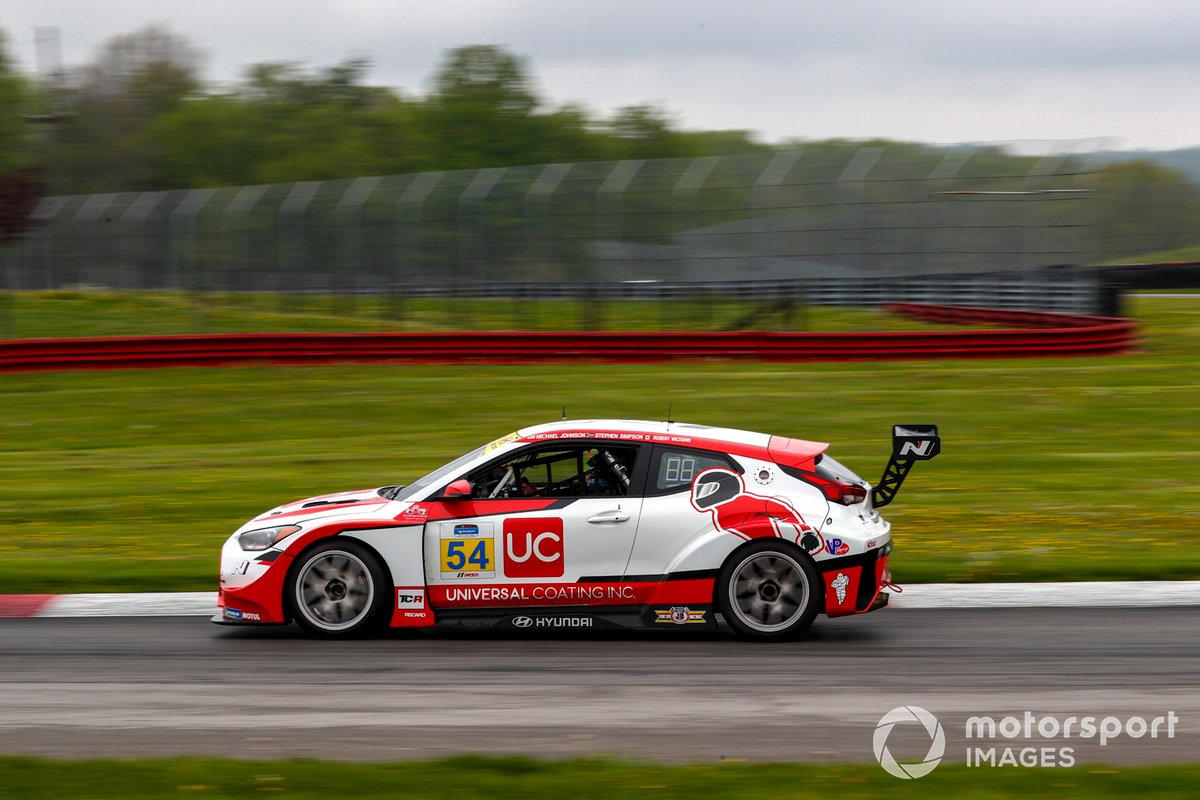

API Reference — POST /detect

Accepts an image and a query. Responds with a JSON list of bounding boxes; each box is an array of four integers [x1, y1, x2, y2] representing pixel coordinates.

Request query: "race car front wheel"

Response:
[[718, 540, 821, 642], [288, 540, 389, 636]]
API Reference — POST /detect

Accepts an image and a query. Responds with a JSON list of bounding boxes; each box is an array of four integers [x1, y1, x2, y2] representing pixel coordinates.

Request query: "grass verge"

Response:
[[0, 756, 1197, 799], [0, 295, 1196, 592], [0, 289, 983, 337]]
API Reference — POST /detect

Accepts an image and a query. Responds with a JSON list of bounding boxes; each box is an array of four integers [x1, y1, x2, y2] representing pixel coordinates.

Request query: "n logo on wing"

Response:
[[898, 440, 935, 458]]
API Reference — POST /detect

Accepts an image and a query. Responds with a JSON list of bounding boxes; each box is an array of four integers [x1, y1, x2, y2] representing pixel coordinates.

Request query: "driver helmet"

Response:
[[692, 469, 741, 509]]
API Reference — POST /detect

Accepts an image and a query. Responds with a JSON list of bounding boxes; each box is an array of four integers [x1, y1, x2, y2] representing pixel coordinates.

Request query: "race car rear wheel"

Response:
[[718, 540, 821, 642], [288, 540, 389, 636]]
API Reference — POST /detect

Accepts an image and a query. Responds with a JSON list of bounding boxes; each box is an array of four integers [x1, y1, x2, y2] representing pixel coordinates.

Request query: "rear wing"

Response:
[[871, 425, 941, 509]]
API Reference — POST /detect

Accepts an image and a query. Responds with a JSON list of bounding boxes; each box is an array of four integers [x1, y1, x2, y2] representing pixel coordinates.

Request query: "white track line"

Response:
[[41, 592, 218, 617], [16, 582, 1200, 618], [892, 581, 1200, 608]]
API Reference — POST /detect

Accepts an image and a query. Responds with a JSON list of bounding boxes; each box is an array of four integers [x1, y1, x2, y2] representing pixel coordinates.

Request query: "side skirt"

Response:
[[433, 604, 718, 632]]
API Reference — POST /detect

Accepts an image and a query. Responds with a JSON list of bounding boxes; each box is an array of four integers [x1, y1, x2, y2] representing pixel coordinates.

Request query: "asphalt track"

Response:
[[1, 608, 1197, 765]]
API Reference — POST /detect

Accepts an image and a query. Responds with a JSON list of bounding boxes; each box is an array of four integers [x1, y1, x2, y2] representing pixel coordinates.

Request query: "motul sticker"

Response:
[[503, 517, 564, 578]]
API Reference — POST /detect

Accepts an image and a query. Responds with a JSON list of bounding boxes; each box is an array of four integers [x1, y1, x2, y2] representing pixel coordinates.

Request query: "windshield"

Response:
[[389, 443, 491, 503]]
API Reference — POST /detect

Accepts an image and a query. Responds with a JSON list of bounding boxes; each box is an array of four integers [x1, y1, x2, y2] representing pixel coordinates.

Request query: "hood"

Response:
[[249, 488, 390, 525]]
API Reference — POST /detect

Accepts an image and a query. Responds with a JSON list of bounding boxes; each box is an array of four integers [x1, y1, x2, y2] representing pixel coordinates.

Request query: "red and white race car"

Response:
[[215, 420, 939, 641]]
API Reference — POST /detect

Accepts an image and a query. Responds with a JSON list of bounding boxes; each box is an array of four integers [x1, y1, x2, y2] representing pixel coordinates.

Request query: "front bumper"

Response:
[[215, 538, 296, 625], [211, 608, 287, 626]]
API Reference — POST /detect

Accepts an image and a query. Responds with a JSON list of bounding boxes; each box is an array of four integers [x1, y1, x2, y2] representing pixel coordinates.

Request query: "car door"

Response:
[[623, 444, 748, 578], [423, 441, 648, 609]]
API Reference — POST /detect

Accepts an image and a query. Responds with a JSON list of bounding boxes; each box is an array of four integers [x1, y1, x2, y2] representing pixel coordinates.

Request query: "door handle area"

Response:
[[587, 510, 630, 524]]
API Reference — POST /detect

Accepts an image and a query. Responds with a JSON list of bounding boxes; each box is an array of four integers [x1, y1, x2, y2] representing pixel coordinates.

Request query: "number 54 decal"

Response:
[[439, 522, 496, 580]]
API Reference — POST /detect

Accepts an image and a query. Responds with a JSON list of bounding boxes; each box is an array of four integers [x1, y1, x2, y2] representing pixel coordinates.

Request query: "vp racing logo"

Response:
[[873, 706, 945, 779]]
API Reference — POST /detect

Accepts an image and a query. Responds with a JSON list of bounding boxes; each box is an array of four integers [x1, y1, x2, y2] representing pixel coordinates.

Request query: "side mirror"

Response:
[[440, 479, 472, 500]]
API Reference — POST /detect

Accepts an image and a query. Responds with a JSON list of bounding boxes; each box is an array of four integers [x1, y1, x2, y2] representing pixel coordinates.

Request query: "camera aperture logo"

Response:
[[874, 707, 1180, 776], [873, 706, 945, 779]]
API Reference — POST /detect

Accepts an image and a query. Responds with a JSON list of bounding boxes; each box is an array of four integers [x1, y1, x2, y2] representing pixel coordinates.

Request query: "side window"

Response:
[[651, 447, 740, 496], [466, 445, 640, 499]]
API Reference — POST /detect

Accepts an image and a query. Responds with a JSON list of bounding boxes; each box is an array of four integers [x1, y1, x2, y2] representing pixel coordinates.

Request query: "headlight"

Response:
[[238, 525, 301, 551]]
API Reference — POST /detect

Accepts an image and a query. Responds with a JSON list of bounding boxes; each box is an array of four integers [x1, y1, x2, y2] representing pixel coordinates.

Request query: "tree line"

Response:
[[2, 26, 1199, 261], [2, 26, 774, 195]]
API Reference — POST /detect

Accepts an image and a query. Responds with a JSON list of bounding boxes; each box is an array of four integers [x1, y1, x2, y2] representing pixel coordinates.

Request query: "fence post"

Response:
[[455, 168, 506, 329], [167, 188, 217, 327], [72, 193, 118, 290], [753, 150, 802, 281], [523, 163, 571, 329], [1073, 145, 1114, 271], [220, 185, 268, 302], [335, 176, 384, 318], [671, 156, 720, 283], [30, 196, 68, 290], [835, 147, 885, 278], [458, 167, 506, 283], [120, 192, 167, 292], [926, 150, 972, 275], [394, 172, 443, 323], [278, 181, 321, 312], [1023, 147, 1070, 272], [595, 159, 645, 284]]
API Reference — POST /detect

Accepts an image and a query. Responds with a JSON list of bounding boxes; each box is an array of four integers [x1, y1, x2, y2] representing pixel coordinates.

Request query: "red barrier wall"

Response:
[[0, 304, 1138, 373]]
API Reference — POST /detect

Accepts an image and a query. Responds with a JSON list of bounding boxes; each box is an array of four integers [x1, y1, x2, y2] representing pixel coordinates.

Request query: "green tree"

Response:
[[1094, 160, 1200, 260], [0, 31, 34, 173], [605, 104, 698, 161], [145, 95, 265, 187], [58, 25, 205, 191], [421, 45, 543, 169]]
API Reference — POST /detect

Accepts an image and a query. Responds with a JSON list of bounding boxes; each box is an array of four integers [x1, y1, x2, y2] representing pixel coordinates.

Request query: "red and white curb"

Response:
[[2, 581, 1200, 618], [0, 592, 219, 618]]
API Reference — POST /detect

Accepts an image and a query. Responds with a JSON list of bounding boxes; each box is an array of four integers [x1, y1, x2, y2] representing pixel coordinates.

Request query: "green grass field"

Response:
[[0, 294, 1197, 592], [0, 756, 1196, 799], [0, 289, 982, 337]]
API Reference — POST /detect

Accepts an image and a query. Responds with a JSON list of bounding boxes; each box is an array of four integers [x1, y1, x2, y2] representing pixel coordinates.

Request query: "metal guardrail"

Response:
[[365, 271, 1101, 313]]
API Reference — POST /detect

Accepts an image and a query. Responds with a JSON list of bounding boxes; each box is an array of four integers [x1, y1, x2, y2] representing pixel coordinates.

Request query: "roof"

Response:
[[514, 419, 828, 470]]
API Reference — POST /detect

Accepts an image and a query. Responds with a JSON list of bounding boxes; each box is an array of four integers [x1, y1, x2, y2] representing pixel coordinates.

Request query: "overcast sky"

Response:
[[3, 0, 1196, 151]]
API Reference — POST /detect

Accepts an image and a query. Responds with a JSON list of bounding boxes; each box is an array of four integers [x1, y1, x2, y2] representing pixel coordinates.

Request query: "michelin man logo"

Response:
[[873, 706, 945, 779], [832, 572, 849, 604]]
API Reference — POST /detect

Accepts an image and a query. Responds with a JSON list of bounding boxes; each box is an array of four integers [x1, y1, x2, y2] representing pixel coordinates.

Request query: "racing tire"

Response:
[[287, 540, 390, 637], [717, 539, 821, 642]]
